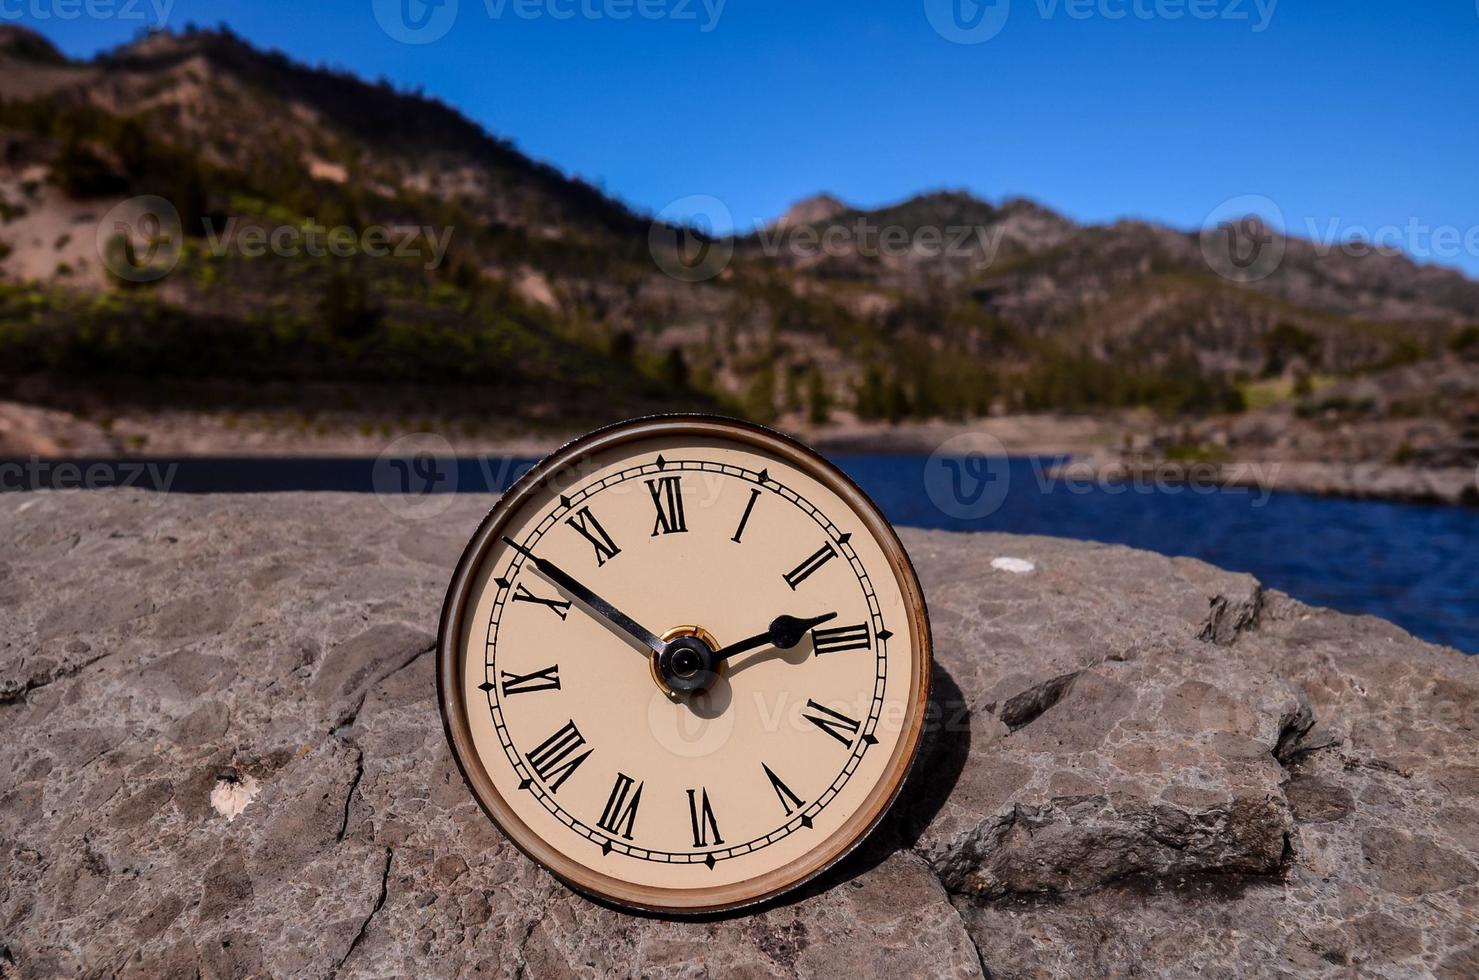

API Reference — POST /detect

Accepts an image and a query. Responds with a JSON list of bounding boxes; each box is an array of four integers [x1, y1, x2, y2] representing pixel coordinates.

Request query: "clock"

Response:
[[436, 416, 932, 914]]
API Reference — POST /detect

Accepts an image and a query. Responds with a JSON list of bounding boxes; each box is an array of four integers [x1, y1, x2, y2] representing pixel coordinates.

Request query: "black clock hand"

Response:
[[501, 537, 664, 656], [711, 612, 838, 664]]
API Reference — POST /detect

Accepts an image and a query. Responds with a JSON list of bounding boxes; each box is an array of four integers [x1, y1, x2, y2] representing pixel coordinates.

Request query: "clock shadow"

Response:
[[725, 640, 813, 678], [582, 659, 972, 923]]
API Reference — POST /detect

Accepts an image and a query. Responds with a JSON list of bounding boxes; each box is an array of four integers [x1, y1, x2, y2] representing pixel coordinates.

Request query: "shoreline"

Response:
[[3, 399, 1475, 507]]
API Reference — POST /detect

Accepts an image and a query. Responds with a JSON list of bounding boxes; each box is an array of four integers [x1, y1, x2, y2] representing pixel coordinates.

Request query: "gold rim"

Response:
[[436, 414, 933, 915]]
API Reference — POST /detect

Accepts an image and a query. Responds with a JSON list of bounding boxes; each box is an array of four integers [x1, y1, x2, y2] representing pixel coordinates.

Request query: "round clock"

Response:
[[437, 416, 932, 914]]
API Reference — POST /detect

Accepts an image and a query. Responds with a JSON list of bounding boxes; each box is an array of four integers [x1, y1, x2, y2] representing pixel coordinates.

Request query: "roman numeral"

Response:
[[687, 788, 724, 848], [731, 488, 760, 543], [645, 476, 688, 536], [762, 763, 805, 816], [512, 583, 571, 620], [565, 506, 621, 566], [803, 699, 862, 747], [812, 622, 870, 655], [499, 664, 560, 696], [783, 542, 837, 590], [596, 772, 643, 841], [525, 720, 591, 792]]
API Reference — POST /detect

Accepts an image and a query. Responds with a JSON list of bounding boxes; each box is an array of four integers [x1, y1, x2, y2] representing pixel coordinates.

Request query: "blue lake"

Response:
[[842, 456, 1478, 655], [5, 454, 1476, 653]]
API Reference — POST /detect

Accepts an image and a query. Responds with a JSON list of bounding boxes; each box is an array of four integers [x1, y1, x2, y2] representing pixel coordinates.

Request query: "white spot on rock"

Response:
[[991, 557, 1036, 574], [211, 774, 259, 822]]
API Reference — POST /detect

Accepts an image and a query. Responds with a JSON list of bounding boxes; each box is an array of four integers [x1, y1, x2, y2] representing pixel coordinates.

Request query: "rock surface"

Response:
[[2, 492, 1476, 978]]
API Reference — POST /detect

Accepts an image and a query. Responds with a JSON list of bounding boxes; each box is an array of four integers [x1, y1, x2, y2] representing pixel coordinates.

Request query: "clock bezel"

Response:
[[436, 414, 933, 915]]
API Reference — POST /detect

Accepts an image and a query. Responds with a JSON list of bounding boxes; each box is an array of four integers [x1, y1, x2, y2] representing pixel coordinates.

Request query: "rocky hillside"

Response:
[[1, 25, 1476, 433]]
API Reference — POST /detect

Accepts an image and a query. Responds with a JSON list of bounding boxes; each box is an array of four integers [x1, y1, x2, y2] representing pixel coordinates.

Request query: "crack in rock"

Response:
[[331, 846, 392, 979], [0, 647, 113, 704], [337, 746, 365, 842]]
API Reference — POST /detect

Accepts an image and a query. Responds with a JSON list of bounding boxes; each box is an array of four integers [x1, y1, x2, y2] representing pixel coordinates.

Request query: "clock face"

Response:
[[437, 416, 931, 914]]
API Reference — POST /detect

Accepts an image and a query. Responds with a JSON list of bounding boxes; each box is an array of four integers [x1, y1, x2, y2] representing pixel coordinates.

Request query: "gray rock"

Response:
[[2, 492, 1475, 978]]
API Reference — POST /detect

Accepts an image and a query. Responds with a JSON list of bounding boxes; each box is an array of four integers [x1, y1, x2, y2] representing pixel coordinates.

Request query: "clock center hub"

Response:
[[653, 625, 722, 696]]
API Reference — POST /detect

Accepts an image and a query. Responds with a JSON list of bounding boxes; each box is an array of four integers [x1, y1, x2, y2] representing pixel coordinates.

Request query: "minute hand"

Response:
[[501, 537, 664, 656], [711, 612, 837, 664]]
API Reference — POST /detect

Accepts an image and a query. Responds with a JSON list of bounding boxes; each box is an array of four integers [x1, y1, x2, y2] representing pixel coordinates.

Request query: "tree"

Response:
[[321, 267, 380, 341], [855, 363, 886, 420], [661, 347, 689, 388], [805, 365, 831, 425], [743, 365, 777, 423]]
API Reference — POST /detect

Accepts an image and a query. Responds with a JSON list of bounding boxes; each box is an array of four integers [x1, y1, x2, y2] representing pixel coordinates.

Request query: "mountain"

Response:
[[1, 25, 1476, 434], [770, 193, 849, 229]]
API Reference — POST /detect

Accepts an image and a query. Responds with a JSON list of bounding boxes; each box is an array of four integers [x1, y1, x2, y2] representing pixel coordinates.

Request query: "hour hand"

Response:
[[711, 612, 837, 664], [501, 537, 664, 656]]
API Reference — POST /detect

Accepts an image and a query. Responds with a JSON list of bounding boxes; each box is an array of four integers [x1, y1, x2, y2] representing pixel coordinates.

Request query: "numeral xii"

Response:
[[646, 476, 687, 536]]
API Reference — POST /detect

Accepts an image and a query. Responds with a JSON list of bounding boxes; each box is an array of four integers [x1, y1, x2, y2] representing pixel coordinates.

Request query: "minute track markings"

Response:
[[483, 459, 889, 865]]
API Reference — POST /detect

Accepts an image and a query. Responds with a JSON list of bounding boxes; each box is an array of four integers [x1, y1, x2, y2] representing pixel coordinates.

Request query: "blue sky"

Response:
[[10, 0, 1479, 275]]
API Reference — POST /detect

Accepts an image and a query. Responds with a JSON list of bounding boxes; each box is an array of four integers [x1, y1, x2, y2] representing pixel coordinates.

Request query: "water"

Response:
[[843, 456, 1478, 655], [5, 454, 1475, 653]]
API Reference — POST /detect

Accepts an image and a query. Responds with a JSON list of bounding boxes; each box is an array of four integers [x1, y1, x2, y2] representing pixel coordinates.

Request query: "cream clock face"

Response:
[[437, 417, 931, 914]]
